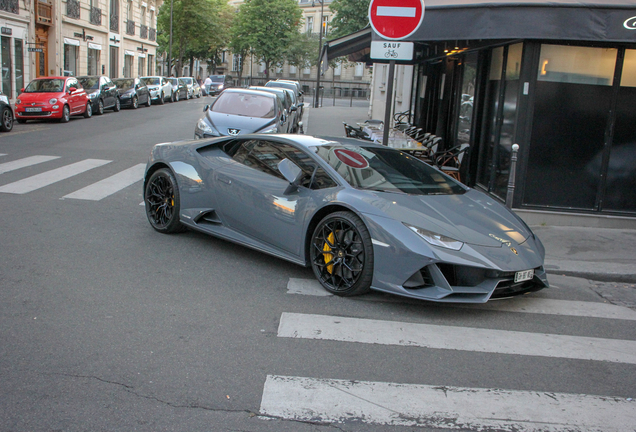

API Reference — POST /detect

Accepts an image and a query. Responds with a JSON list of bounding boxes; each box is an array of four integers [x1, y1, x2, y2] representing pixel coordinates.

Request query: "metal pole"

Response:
[[382, 60, 396, 146], [168, 0, 173, 75], [314, 0, 324, 108], [506, 144, 520, 208]]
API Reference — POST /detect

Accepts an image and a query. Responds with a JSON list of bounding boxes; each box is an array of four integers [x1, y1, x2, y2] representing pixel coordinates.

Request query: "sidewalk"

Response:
[[304, 104, 636, 284]]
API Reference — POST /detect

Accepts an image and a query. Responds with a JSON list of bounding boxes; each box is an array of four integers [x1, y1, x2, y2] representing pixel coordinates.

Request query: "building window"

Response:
[[147, 54, 154, 75], [232, 54, 242, 72], [303, 66, 311, 75], [64, 43, 79, 76], [306, 16, 314, 34], [537, 45, 617, 86], [110, 0, 119, 32], [334, 63, 341, 76], [124, 53, 133, 77], [355, 62, 364, 77], [14, 39, 23, 94], [321, 15, 329, 36], [1, 37, 12, 97], [88, 48, 100, 75], [289, 65, 297, 75], [110, 46, 119, 78], [138, 56, 145, 78]]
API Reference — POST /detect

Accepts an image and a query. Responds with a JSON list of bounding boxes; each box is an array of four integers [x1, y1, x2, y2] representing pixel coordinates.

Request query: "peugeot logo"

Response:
[[228, 128, 240, 136], [625, 16, 636, 30]]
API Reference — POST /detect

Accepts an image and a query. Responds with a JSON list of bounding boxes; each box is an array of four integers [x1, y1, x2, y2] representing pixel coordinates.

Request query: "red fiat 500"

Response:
[[15, 76, 92, 123]]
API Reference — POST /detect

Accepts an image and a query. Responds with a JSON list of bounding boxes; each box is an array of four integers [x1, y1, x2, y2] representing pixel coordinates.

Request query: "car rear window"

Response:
[[211, 92, 275, 118], [79, 77, 99, 90], [114, 79, 134, 89], [311, 145, 466, 196]]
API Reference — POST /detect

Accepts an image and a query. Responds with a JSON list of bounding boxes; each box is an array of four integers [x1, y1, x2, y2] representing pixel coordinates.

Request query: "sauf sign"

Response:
[[370, 41, 414, 61]]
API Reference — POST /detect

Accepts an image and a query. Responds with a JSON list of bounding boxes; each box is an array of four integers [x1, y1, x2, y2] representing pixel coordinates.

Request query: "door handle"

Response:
[[218, 175, 232, 185]]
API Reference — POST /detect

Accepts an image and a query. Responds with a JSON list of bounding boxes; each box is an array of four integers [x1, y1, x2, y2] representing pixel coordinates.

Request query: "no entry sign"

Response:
[[368, 0, 425, 40], [333, 149, 369, 169]]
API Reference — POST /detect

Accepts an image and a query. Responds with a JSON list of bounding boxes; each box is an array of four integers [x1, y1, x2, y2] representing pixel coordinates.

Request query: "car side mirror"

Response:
[[203, 104, 210, 112], [278, 158, 303, 194], [20, 88, 25, 93], [68, 86, 77, 93], [290, 106, 297, 112], [298, 103, 304, 108]]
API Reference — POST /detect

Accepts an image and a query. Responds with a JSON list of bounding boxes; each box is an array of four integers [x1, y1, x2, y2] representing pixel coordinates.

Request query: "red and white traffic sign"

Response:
[[333, 149, 369, 169], [368, 0, 425, 41]]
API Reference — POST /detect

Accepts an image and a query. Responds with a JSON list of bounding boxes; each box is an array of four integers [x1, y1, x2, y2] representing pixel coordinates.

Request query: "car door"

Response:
[[104, 77, 116, 108], [66, 78, 82, 114], [213, 138, 320, 256]]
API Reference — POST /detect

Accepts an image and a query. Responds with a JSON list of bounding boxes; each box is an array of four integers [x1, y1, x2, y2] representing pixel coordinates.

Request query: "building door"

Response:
[[109, 46, 118, 78], [35, 28, 48, 77]]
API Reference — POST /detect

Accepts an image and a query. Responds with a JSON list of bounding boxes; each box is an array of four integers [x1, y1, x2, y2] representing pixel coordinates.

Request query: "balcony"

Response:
[[149, 28, 156, 41], [126, 20, 135, 36], [0, 0, 19, 14], [140, 24, 148, 39], [67, 0, 80, 19], [36, 1, 53, 25], [90, 6, 102, 25], [110, 11, 119, 32]]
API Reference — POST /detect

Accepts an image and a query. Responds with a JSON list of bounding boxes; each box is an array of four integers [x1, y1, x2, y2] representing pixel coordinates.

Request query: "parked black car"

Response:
[[166, 77, 188, 102], [0, 89, 14, 132], [207, 75, 233, 96], [78, 75, 120, 114], [113, 78, 151, 109]]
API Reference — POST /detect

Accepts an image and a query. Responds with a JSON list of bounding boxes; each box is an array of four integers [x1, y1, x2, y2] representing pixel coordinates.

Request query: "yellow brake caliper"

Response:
[[323, 232, 335, 274]]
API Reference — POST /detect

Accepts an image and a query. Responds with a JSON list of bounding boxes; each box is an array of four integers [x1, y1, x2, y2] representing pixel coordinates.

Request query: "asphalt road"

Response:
[[1, 98, 635, 432]]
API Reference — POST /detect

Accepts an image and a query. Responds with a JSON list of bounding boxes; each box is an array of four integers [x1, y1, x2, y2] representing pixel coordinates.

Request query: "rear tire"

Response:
[[0, 106, 13, 132], [132, 96, 138, 109], [113, 98, 121, 112], [146, 95, 152, 107]]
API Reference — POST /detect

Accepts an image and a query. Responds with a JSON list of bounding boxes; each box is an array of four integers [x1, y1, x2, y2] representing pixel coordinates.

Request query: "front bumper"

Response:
[[15, 107, 62, 119]]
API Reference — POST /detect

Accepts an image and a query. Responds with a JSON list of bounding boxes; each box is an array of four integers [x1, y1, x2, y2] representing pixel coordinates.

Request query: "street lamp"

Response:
[[168, 0, 173, 76], [314, 0, 324, 108]]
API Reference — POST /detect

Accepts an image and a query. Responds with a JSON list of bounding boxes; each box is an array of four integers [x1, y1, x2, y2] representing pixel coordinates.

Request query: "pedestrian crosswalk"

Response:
[[0, 154, 144, 201], [259, 277, 636, 430]]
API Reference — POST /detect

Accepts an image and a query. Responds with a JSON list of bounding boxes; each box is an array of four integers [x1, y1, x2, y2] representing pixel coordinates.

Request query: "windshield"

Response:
[[78, 77, 99, 90], [25, 79, 65, 93], [181, 77, 193, 85], [167, 78, 178, 85], [113, 79, 134, 89], [311, 145, 466, 196], [143, 77, 160, 86], [210, 75, 225, 83], [211, 92, 275, 118]]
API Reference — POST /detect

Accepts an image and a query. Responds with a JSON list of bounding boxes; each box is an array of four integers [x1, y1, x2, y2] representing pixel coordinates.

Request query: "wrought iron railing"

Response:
[[0, 0, 19, 14], [90, 6, 102, 25], [149, 28, 156, 41], [67, 0, 80, 19], [37, 1, 53, 24], [110, 11, 119, 32], [126, 20, 135, 36], [140, 25, 148, 39]]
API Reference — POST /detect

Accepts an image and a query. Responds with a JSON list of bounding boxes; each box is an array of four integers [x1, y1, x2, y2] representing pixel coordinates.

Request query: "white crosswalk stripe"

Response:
[[278, 312, 636, 364], [63, 163, 145, 201], [0, 159, 111, 194], [260, 375, 636, 431], [0, 155, 60, 175]]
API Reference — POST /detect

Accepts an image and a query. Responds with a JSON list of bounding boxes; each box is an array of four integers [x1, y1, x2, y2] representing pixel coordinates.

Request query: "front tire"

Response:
[[96, 99, 104, 115], [174, 91, 180, 102], [310, 211, 373, 296], [146, 95, 152, 107], [59, 105, 70, 123], [0, 106, 13, 132], [144, 168, 187, 234], [132, 96, 138, 109], [159, 92, 165, 105], [83, 102, 92, 118]]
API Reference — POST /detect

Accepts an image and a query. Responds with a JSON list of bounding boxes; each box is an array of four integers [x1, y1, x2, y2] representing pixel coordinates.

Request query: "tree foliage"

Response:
[[329, 0, 371, 39], [231, 0, 302, 79], [157, 0, 231, 76]]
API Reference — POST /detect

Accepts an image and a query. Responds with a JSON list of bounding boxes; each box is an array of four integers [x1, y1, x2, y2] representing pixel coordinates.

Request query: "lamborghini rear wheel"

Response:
[[310, 211, 373, 296], [144, 168, 187, 233]]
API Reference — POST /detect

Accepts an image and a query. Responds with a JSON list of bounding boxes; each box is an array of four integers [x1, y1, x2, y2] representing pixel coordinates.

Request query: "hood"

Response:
[[364, 189, 532, 247], [117, 88, 134, 96], [206, 112, 276, 135], [18, 91, 67, 102]]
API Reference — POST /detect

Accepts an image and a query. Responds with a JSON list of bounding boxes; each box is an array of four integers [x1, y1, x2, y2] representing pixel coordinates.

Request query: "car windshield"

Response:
[[25, 79, 65, 93], [78, 77, 99, 90], [113, 79, 134, 89], [143, 77, 160, 86], [311, 145, 466, 196], [168, 78, 178, 85], [210, 75, 225, 83], [211, 92, 275, 118], [181, 77, 193, 85]]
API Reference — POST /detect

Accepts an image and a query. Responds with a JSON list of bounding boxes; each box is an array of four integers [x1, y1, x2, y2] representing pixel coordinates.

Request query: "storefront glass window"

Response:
[[64, 44, 78, 76], [524, 44, 617, 210], [88, 48, 100, 75], [1, 36, 12, 98], [455, 52, 477, 148], [15, 39, 23, 92], [605, 49, 636, 212], [124, 54, 133, 77]]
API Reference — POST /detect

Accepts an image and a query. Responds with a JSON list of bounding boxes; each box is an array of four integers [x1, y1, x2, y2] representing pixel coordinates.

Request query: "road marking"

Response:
[[63, 163, 146, 201], [0, 153, 6, 157], [260, 375, 636, 430], [377, 6, 416, 18], [286, 278, 636, 320], [278, 312, 636, 364], [0, 159, 111, 194], [0, 155, 60, 175]]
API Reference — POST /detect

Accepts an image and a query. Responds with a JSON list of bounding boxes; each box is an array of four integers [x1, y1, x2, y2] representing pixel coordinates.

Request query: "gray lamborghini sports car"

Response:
[[143, 135, 549, 303]]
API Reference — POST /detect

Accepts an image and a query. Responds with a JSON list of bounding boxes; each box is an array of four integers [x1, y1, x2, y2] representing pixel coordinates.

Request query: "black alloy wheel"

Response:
[[59, 105, 71, 123], [310, 211, 373, 296], [132, 96, 138, 109], [83, 102, 92, 118], [0, 106, 13, 132], [144, 168, 187, 234], [97, 99, 104, 115]]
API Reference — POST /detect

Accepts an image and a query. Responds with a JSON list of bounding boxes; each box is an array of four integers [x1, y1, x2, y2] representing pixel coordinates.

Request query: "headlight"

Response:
[[218, 84, 224, 90], [49, 98, 57, 104], [258, 125, 278, 134], [196, 118, 219, 136], [405, 223, 464, 251], [15, 98, 21, 105], [88, 92, 98, 99]]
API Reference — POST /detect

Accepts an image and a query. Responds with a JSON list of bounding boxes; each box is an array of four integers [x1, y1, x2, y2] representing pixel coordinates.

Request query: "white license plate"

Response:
[[514, 269, 534, 283], [25, 107, 42, 112]]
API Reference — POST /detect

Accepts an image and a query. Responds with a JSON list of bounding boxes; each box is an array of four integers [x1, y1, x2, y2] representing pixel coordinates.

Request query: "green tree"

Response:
[[232, 0, 302, 80], [329, 0, 371, 39], [157, 0, 230, 76], [286, 32, 319, 71]]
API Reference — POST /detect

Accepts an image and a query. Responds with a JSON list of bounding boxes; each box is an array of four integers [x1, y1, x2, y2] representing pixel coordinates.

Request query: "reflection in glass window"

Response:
[[621, 49, 636, 88], [456, 52, 477, 147], [537, 45, 617, 86]]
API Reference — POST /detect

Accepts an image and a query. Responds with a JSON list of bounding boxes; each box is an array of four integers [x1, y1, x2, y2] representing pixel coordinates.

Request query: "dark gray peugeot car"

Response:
[[78, 75, 121, 115], [194, 88, 286, 139]]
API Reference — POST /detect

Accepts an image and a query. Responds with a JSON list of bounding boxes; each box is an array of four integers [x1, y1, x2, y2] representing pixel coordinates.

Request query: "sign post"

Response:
[[368, 0, 424, 145]]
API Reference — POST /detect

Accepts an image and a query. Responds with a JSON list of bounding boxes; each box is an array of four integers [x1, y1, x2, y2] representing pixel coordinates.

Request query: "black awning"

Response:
[[323, 27, 373, 62], [371, 0, 636, 43]]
